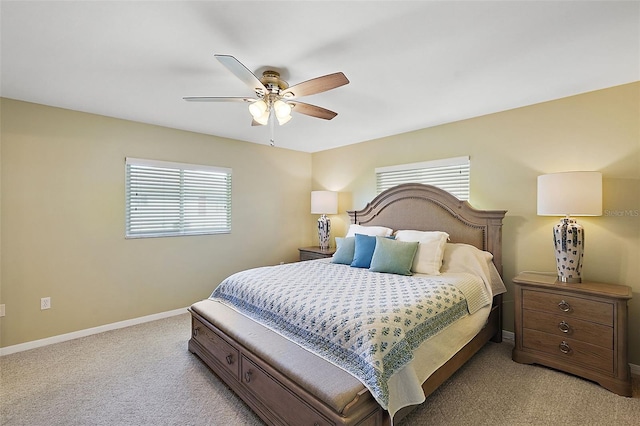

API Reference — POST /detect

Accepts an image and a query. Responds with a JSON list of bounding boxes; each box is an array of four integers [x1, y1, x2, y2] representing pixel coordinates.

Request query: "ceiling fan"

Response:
[[183, 54, 349, 145]]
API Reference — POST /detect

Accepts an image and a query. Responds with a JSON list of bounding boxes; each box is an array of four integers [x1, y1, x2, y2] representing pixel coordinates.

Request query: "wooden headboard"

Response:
[[348, 183, 507, 276]]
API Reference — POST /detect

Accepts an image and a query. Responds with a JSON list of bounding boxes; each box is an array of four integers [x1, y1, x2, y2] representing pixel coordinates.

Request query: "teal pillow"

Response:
[[369, 237, 419, 276], [350, 234, 377, 268], [331, 237, 356, 265]]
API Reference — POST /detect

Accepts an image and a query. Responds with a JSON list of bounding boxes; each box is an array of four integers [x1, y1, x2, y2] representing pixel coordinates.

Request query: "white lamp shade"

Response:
[[311, 191, 338, 215], [248, 100, 267, 118], [254, 110, 270, 126], [537, 171, 602, 216], [273, 100, 292, 118], [276, 114, 292, 125]]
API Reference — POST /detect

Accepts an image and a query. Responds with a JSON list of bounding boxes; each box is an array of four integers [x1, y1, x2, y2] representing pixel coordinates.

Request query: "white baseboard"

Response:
[[0, 307, 189, 356], [502, 330, 514, 341]]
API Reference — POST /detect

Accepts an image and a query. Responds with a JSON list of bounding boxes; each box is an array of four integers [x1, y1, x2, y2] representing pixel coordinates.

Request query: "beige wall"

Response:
[[0, 98, 312, 347], [2, 83, 639, 365], [312, 82, 640, 364]]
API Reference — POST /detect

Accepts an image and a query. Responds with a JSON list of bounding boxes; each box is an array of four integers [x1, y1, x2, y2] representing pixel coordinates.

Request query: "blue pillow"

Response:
[[369, 237, 419, 276], [331, 237, 356, 265], [350, 234, 378, 268]]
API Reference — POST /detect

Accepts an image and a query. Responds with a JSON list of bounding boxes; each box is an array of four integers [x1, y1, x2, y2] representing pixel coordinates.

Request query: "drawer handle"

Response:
[[193, 327, 199, 337], [558, 300, 571, 312], [244, 370, 252, 383], [558, 321, 571, 333], [225, 354, 234, 365], [559, 341, 571, 354]]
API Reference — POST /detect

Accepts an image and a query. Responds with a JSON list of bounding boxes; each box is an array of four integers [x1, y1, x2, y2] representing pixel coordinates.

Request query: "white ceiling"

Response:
[[1, 1, 638, 153]]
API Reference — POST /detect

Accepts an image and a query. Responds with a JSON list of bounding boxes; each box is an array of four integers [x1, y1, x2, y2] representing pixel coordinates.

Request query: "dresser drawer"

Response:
[[192, 318, 240, 380], [241, 356, 335, 426], [522, 289, 613, 326], [301, 251, 330, 261], [299, 247, 336, 261], [523, 309, 613, 349], [523, 329, 614, 374]]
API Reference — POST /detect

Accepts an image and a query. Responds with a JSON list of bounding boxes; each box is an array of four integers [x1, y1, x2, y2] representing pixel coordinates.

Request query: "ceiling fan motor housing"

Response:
[[260, 70, 288, 95]]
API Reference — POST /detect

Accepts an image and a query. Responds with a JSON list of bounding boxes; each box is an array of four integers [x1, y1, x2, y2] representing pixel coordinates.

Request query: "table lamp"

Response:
[[311, 191, 338, 250], [537, 171, 602, 283]]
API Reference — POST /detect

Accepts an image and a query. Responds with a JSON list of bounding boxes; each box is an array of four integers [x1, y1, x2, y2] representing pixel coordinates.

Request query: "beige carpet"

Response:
[[2, 313, 639, 425]]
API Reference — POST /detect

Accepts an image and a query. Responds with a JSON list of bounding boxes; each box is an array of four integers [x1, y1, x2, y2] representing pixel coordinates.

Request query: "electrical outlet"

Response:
[[41, 297, 51, 310], [0, 304, 5, 317]]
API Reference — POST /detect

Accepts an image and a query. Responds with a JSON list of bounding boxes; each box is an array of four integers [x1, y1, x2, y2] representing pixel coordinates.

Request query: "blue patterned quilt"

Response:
[[210, 260, 471, 409]]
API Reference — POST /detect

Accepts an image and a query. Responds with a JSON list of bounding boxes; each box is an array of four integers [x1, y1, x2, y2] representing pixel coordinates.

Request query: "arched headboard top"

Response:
[[347, 183, 507, 275]]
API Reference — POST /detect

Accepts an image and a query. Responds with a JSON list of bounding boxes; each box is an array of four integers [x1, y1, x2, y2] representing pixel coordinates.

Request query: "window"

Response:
[[376, 156, 470, 200], [125, 158, 232, 238]]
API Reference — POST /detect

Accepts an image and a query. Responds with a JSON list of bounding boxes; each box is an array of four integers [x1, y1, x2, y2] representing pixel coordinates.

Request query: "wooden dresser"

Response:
[[512, 272, 632, 396], [298, 246, 336, 261]]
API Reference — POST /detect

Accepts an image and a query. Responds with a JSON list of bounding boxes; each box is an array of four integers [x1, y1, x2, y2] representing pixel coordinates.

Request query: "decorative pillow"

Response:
[[332, 237, 356, 265], [345, 224, 393, 238], [369, 237, 419, 276], [394, 230, 449, 275], [350, 234, 378, 268]]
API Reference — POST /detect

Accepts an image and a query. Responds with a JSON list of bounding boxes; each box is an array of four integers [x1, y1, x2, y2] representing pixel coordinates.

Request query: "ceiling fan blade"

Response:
[[215, 54, 267, 95], [282, 72, 349, 99], [290, 101, 338, 120], [183, 96, 255, 102]]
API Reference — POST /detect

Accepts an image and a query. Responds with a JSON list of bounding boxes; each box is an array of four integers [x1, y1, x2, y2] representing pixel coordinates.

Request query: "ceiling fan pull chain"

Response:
[[269, 110, 275, 147]]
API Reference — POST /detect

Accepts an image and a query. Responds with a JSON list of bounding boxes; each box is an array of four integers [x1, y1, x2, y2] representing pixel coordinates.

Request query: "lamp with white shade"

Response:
[[537, 171, 602, 283], [248, 99, 292, 126], [311, 191, 338, 250]]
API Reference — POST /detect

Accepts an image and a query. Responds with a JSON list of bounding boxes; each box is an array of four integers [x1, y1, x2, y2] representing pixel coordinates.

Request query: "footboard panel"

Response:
[[189, 308, 384, 426]]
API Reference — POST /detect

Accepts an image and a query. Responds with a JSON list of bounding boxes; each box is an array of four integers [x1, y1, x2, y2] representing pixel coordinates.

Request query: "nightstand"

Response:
[[298, 246, 336, 261], [512, 272, 632, 396]]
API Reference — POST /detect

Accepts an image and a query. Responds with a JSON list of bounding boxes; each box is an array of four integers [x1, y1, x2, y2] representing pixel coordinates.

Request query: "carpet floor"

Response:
[[2, 313, 639, 425]]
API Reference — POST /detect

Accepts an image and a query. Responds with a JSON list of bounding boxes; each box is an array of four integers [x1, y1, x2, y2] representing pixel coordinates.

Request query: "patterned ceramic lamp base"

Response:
[[553, 217, 584, 283], [317, 214, 331, 250]]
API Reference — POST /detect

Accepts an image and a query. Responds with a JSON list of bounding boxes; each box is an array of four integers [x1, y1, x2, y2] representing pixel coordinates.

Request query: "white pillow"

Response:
[[345, 224, 393, 238], [440, 243, 507, 296], [441, 243, 493, 273], [394, 230, 449, 275]]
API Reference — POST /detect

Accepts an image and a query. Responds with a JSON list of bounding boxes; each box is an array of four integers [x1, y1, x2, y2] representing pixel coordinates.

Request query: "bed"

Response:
[[188, 183, 507, 425]]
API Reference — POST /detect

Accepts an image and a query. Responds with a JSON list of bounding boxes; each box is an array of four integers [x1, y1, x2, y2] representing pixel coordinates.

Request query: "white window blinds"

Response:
[[376, 156, 470, 200], [125, 158, 232, 238]]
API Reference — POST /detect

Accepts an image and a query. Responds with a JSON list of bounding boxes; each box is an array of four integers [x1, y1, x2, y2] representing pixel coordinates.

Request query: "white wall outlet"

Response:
[[41, 297, 51, 310], [0, 304, 5, 317]]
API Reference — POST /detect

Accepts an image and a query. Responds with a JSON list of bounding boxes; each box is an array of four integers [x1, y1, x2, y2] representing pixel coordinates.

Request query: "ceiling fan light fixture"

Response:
[[254, 110, 270, 125], [276, 114, 292, 126], [274, 100, 292, 118], [249, 100, 267, 118]]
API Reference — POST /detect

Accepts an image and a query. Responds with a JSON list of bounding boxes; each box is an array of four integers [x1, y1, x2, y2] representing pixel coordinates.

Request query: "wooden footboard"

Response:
[[188, 294, 501, 426], [189, 308, 384, 426]]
